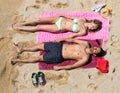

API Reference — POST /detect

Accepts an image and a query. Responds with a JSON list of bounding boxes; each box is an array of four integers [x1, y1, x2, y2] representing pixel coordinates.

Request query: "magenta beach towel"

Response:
[[38, 39, 102, 70], [37, 11, 109, 42]]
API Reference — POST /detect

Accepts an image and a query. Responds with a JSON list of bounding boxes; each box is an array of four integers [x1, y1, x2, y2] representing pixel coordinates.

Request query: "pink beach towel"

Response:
[[37, 11, 109, 42], [38, 39, 103, 70]]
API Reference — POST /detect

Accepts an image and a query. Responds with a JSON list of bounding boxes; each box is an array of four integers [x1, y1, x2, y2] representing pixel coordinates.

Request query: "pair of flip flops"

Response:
[[31, 72, 46, 87], [92, 3, 106, 12], [92, 3, 112, 18]]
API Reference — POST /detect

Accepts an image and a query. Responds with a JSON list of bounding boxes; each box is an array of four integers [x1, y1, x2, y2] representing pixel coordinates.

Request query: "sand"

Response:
[[0, 0, 120, 93]]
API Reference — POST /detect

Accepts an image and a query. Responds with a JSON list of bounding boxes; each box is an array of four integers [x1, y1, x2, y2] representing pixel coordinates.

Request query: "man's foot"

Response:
[[11, 59, 20, 65], [13, 43, 22, 54]]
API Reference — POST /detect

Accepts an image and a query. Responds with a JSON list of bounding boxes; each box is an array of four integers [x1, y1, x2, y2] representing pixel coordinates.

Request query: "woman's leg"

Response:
[[11, 55, 44, 65], [14, 43, 44, 53], [13, 16, 58, 27], [13, 24, 59, 32]]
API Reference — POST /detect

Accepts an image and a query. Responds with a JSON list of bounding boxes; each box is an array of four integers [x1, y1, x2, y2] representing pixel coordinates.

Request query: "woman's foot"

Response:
[[13, 43, 22, 54], [12, 21, 36, 30], [12, 23, 23, 30]]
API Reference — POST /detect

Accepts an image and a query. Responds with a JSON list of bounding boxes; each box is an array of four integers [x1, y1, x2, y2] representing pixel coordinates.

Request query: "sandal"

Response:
[[37, 72, 46, 86], [31, 73, 38, 87]]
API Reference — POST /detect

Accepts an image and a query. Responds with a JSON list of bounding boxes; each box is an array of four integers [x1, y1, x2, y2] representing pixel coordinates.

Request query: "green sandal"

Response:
[[31, 73, 38, 87], [38, 72, 46, 86]]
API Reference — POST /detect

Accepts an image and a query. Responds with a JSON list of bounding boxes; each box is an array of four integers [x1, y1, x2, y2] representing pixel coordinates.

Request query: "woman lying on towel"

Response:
[[12, 14, 102, 37]]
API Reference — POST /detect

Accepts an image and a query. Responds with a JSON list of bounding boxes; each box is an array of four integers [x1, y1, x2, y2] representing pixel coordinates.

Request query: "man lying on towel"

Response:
[[11, 37, 102, 71]]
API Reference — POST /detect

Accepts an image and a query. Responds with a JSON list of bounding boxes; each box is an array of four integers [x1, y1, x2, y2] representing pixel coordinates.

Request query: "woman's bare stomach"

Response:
[[61, 18, 73, 31]]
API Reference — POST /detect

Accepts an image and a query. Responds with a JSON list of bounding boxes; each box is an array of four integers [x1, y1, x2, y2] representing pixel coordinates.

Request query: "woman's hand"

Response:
[[54, 37, 73, 42], [53, 66, 61, 71], [54, 38, 63, 42]]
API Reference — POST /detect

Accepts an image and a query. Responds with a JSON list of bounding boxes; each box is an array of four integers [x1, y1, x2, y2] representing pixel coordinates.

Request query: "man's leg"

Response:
[[14, 42, 44, 53], [11, 55, 44, 65]]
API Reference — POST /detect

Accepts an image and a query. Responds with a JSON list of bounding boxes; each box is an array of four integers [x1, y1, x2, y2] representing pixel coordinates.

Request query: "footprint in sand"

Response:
[[36, 0, 41, 4], [87, 83, 97, 90], [110, 41, 117, 46], [13, 83, 19, 93], [0, 36, 4, 41], [12, 79, 19, 93], [25, 5, 40, 11], [112, 68, 116, 73], [19, 85, 27, 90], [35, 0, 49, 4], [38, 89, 45, 93], [80, 2, 84, 8], [50, 2, 69, 9], [111, 35, 119, 42], [41, 0, 49, 4], [94, 0, 102, 4], [111, 67, 117, 80], [45, 71, 69, 85], [106, 49, 111, 55], [50, 85, 55, 91], [26, 0, 49, 11], [88, 72, 104, 80]]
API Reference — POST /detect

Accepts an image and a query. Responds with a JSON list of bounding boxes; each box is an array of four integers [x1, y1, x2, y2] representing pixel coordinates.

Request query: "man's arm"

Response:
[[54, 58, 88, 70], [70, 38, 88, 45]]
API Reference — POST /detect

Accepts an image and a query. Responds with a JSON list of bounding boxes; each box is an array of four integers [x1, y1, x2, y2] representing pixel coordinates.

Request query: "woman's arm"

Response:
[[54, 31, 86, 43], [67, 30, 86, 38], [56, 14, 76, 20], [54, 37, 88, 45]]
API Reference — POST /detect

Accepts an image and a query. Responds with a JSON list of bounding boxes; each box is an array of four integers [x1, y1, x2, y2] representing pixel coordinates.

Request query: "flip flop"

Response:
[[37, 72, 46, 86], [92, 3, 106, 12], [31, 73, 38, 87]]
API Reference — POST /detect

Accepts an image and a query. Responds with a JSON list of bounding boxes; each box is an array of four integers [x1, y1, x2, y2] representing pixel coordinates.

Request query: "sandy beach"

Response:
[[0, 0, 120, 93]]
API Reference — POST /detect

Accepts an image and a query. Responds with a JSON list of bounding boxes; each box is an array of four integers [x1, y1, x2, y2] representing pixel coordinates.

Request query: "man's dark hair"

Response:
[[96, 48, 107, 57]]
